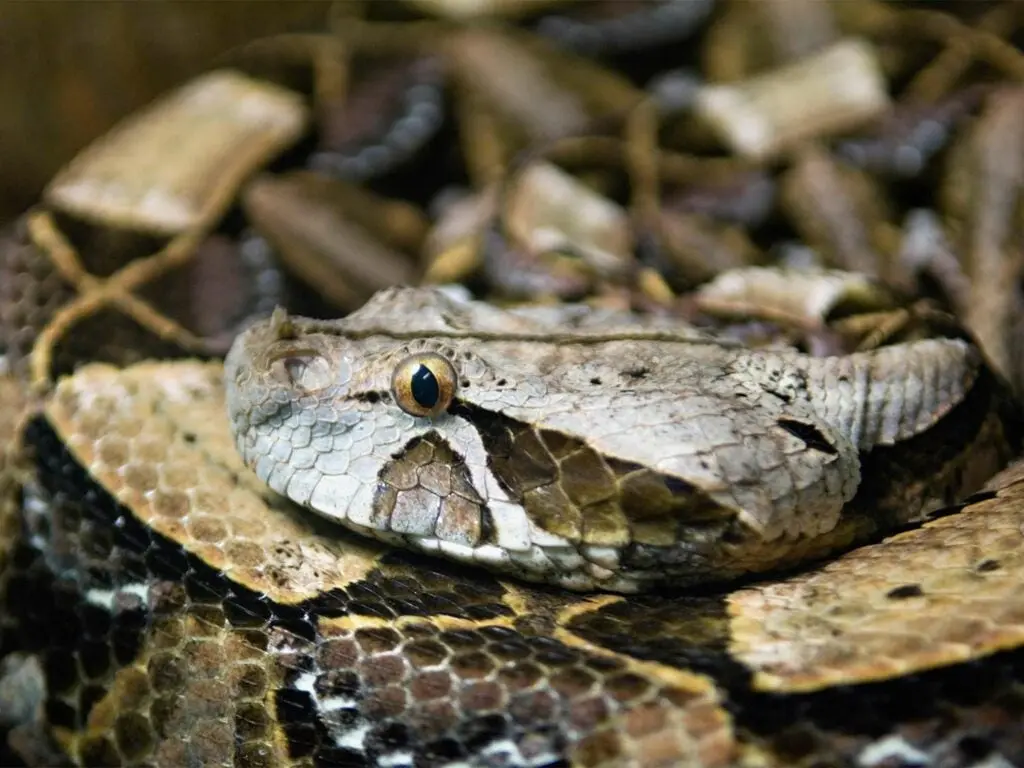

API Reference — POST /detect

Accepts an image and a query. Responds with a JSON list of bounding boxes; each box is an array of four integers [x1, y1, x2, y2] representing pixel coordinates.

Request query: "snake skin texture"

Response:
[[3, 3, 1024, 758], [0, 360, 1021, 767], [223, 287, 1010, 592]]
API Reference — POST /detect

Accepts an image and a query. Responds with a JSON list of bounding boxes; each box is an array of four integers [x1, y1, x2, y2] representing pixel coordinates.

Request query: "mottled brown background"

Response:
[[0, 2, 330, 223]]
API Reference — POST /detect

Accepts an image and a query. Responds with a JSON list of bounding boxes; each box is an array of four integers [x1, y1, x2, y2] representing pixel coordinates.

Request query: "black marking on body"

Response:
[[959, 489, 998, 506], [847, 365, 1022, 530], [21, 419, 311, 741], [9, 411, 1024, 765], [886, 584, 924, 599], [20, 417, 546, 764], [566, 592, 749, 688], [274, 686, 319, 759], [570, 571, 1024, 765]]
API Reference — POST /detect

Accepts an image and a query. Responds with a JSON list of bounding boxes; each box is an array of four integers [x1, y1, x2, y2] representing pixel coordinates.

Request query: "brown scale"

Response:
[[298, 612, 731, 767], [376, 433, 486, 546], [7, 419, 297, 767], [470, 409, 734, 551]]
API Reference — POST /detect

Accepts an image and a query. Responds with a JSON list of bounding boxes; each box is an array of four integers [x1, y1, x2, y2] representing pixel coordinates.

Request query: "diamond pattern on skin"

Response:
[[17, 361, 735, 766]]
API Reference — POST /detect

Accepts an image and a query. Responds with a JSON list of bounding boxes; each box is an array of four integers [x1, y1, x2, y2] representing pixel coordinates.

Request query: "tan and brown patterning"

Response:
[[224, 284, 1015, 592], [5, 275, 1024, 768]]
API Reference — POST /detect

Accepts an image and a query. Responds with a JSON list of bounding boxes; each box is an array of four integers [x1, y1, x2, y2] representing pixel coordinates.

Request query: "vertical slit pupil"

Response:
[[411, 364, 440, 408]]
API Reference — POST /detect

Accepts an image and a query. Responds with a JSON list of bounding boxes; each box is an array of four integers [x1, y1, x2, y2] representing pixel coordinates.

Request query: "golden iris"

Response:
[[391, 353, 458, 417]]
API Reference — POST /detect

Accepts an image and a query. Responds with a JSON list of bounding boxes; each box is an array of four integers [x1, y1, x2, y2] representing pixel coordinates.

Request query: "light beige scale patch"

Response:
[[44, 361, 387, 604], [729, 459, 1024, 693]]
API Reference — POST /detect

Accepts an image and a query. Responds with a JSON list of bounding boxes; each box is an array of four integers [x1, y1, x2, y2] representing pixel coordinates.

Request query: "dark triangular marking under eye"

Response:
[[376, 430, 493, 546]]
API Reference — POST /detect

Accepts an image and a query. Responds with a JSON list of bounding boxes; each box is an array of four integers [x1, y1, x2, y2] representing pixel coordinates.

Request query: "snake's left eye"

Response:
[[391, 353, 457, 418]]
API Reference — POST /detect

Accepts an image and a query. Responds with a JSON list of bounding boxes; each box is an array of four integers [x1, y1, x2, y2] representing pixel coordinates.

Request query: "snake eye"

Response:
[[391, 353, 458, 417]]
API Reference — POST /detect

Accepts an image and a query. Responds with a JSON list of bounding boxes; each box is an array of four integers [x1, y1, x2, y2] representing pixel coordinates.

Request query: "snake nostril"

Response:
[[270, 353, 333, 392], [777, 418, 838, 455]]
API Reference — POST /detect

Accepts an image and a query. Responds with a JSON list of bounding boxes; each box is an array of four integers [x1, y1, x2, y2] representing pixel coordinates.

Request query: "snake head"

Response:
[[223, 306, 478, 556]]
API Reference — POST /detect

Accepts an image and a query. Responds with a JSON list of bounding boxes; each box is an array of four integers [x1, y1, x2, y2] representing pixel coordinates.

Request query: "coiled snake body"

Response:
[[2, 280, 1024, 767]]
